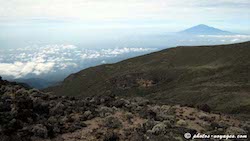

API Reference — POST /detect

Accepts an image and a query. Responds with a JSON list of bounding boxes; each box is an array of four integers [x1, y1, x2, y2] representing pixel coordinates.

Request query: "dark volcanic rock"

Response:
[[31, 124, 48, 138], [103, 132, 120, 141], [197, 104, 211, 113]]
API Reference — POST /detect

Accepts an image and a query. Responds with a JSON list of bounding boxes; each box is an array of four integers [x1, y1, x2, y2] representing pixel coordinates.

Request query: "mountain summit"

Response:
[[179, 24, 233, 35]]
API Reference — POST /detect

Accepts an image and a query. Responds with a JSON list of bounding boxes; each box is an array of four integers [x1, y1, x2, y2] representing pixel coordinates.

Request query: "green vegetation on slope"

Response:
[[45, 41, 250, 114]]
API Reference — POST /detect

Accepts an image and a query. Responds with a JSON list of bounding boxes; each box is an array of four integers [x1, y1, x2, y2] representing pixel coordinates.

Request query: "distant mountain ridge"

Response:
[[45, 41, 250, 115], [179, 24, 234, 35]]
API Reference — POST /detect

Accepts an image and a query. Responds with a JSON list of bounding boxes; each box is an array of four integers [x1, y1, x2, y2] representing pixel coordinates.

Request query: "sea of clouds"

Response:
[[0, 44, 157, 79], [0, 34, 249, 80]]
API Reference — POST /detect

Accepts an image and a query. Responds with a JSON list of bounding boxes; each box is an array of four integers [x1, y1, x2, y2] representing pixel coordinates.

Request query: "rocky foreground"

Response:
[[0, 78, 249, 141]]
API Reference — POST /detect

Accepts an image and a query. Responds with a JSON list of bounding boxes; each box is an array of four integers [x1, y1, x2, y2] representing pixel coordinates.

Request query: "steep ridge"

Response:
[[0, 77, 249, 140], [45, 41, 250, 114]]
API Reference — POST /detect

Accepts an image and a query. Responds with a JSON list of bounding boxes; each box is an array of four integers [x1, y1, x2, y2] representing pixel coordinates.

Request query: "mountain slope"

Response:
[[179, 24, 233, 35], [1, 77, 249, 140], [46, 41, 250, 114]]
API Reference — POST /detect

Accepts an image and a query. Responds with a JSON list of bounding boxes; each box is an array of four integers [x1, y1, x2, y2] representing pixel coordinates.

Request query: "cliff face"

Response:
[[45, 42, 250, 114], [1, 78, 249, 141]]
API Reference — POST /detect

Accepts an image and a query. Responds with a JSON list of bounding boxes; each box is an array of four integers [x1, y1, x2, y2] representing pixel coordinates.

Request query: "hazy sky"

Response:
[[0, 0, 250, 80], [0, 0, 250, 32]]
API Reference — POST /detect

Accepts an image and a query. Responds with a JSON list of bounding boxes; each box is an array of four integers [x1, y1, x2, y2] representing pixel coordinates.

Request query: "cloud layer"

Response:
[[0, 62, 55, 78], [0, 44, 156, 78], [198, 35, 250, 43], [0, 0, 249, 32]]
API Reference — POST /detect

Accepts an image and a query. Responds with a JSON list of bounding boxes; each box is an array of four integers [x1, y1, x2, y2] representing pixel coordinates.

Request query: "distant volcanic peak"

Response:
[[195, 24, 212, 27], [180, 24, 233, 35]]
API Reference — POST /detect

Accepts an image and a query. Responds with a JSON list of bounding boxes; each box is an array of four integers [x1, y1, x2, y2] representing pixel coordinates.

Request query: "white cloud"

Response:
[[0, 61, 55, 78], [80, 47, 156, 59], [198, 35, 250, 43], [230, 39, 240, 42], [61, 45, 77, 50], [102, 47, 156, 55], [198, 35, 250, 38], [0, 44, 74, 78], [33, 62, 55, 75], [176, 34, 250, 45], [58, 62, 78, 70], [101, 60, 107, 64], [0, 44, 157, 78]]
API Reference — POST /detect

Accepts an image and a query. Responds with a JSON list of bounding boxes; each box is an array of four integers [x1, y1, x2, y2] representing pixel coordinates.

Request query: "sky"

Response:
[[0, 0, 250, 80], [0, 0, 250, 33]]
